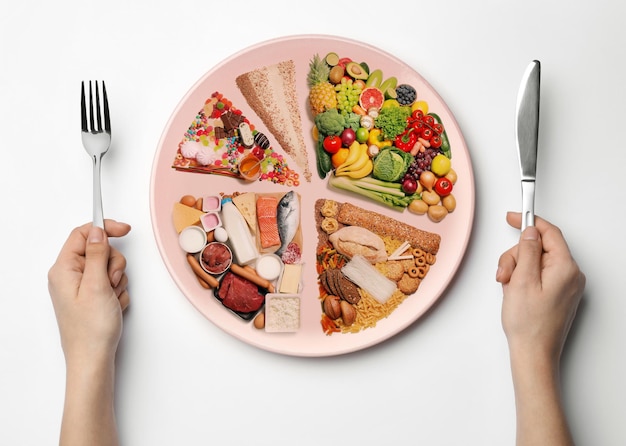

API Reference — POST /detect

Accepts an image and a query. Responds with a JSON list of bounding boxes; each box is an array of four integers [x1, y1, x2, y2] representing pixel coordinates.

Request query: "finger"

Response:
[[114, 273, 129, 299], [496, 246, 518, 284], [119, 290, 130, 311], [512, 225, 543, 284], [108, 246, 127, 287], [103, 220, 132, 238], [533, 217, 572, 259], [55, 220, 131, 263], [82, 226, 112, 289], [506, 211, 522, 229]]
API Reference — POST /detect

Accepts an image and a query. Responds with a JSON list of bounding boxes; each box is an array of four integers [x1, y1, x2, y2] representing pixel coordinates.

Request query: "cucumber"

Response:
[[316, 137, 332, 178], [428, 113, 452, 159]]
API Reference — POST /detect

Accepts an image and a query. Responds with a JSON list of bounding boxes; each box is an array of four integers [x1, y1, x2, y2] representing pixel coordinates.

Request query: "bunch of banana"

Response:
[[335, 141, 373, 179]]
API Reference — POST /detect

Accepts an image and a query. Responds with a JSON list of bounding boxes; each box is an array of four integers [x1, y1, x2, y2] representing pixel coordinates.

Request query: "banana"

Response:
[[339, 141, 362, 168], [336, 145, 369, 174], [345, 159, 373, 179]]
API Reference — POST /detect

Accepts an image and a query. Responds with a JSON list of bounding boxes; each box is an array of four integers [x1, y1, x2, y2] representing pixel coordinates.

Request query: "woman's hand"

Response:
[[48, 220, 131, 365], [497, 212, 585, 360]]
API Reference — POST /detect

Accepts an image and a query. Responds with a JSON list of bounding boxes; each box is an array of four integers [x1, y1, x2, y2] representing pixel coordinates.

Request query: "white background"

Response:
[[1, 1, 625, 444]]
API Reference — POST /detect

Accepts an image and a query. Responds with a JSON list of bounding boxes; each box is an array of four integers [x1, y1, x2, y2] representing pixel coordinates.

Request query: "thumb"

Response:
[[514, 226, 543, 283], [83, 226, 111, 288]]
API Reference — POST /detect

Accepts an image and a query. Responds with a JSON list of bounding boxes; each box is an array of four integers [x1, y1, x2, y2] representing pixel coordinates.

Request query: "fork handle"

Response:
[[92, 154, 104, 228]]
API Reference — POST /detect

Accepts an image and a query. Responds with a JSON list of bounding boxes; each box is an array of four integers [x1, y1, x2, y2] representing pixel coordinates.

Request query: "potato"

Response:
[[442, 194, 456, 212], [422, 190, 441, 206], [428, 205, 449, 222], [408, 199, 429, 215]]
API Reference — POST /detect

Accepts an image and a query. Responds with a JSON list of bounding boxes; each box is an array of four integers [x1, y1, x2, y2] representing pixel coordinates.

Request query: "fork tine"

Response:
[[102, 81, 111, 133], [95, 81, 103, 133], [81, 81, 88, 132], [88, 81, 95, 133]]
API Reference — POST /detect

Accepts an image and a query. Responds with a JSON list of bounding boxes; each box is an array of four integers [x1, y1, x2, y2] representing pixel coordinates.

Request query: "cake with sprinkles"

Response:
[[236, 60, 312, 182], [172, 91, 300, 186]]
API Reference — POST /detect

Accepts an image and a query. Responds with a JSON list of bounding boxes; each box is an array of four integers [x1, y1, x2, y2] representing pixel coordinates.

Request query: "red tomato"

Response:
[[323, 135, 342, 154], [434, 177, 453, 196]]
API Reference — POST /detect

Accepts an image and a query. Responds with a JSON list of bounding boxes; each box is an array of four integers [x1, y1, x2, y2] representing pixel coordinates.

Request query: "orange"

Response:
[[331, 148, 350, 168]]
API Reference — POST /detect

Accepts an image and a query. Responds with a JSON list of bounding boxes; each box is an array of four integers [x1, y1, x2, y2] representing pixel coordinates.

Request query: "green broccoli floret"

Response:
[[314, 109, 345, 136]]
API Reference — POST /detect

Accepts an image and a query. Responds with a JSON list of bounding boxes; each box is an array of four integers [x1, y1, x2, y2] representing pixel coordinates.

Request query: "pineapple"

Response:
[[307, 54, 337, 116]]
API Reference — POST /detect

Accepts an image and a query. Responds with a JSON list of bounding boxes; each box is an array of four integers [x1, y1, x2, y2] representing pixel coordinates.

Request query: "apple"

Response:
[[341, 128, 356, 147]]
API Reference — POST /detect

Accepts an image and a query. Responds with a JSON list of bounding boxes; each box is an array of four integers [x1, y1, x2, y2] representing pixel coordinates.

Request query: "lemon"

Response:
[[411, 100, 429, 115], [430, 154, 451, 176]]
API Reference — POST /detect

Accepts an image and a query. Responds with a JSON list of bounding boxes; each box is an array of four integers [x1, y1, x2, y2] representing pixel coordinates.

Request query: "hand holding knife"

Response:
[[515, 60, 541, 231]]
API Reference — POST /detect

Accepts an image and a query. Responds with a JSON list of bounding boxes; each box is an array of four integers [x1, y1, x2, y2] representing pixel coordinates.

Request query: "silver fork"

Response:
[[81, 80, 111, 228]]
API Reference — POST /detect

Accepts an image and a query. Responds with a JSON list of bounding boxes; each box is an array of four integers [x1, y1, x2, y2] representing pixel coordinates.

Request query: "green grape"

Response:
[[334, 78, 363, 115]]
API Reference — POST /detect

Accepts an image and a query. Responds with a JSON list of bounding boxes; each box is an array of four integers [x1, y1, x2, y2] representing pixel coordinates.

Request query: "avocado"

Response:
[[346, 61, 369, 80]]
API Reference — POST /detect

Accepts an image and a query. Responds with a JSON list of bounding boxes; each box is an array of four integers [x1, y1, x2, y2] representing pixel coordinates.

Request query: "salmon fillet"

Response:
[[256, 196, 280, 248]]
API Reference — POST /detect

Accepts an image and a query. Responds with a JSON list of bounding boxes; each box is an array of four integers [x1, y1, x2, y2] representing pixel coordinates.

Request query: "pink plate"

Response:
[[150, 34, 474, 357]]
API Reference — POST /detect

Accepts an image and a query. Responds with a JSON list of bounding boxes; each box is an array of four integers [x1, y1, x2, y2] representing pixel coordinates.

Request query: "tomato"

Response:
[[434, 177, 453, 196], [323, 135, 342, 154]]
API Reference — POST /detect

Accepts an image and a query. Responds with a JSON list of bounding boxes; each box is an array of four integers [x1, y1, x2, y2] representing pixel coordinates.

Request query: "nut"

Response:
[[323, 295, 342, 320], [340, 300, 357, 326]]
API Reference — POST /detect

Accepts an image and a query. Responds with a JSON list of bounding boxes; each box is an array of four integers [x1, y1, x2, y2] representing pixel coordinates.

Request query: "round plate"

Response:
[[150, 34, 474, 357]]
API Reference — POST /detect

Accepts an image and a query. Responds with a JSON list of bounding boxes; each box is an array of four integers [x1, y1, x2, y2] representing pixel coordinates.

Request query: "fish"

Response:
[[256, 195, 280, 248], [275, 191, 300, 256]]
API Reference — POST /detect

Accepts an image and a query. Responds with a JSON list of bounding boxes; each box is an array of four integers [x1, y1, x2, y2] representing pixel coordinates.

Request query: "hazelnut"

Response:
[[340, 300, 357, 326], [323, 295, 342, 320]]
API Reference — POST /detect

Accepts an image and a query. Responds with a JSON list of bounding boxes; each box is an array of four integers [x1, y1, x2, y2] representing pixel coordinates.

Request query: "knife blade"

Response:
[[515, 60, 541, 231]]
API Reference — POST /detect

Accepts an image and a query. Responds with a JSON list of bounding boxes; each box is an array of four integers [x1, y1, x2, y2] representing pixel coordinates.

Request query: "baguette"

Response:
[[336, 202, 441, 255]]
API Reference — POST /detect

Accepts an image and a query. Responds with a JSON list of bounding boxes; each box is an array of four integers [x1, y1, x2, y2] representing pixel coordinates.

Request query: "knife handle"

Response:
[[521, 180, 535, 231]]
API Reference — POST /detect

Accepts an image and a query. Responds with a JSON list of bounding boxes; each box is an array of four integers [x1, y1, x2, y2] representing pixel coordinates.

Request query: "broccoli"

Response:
[[314, 109, 345, 136]]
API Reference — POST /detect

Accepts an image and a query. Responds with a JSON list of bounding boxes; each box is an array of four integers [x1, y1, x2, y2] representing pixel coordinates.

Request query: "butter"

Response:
[[279, 263, 302, 294]]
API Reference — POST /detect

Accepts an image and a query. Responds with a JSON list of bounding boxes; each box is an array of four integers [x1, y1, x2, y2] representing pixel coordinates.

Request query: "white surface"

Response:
[[1, 1, 624, 444]]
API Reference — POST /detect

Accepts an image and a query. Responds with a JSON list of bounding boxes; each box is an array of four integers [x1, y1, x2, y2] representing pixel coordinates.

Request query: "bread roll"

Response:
[[328, 226, 387, 264]]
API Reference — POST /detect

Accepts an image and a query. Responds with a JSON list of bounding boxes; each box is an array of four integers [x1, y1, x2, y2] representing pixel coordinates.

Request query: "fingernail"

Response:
[[88, 226, 103, 243], [522, 226, 539, 241]]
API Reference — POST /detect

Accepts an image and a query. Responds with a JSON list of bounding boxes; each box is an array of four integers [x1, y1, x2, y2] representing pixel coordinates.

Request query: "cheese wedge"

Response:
[[232, 192, 257, 234], [172, 202, 205, 233]]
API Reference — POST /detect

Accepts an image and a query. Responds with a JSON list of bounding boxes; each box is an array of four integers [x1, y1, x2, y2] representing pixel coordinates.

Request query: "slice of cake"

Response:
[[236, 60, 312, 182]]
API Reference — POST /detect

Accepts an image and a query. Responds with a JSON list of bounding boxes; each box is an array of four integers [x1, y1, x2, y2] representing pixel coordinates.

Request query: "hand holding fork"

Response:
[[81, 81, 111, 228]]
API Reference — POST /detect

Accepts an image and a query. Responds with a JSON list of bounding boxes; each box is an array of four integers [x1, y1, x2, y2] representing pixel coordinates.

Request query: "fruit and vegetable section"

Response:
[[309, 52, 458, 222]]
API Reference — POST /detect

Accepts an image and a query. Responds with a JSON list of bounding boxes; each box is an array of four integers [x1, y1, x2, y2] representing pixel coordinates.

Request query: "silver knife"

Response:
[[515, 60, 541, 231]]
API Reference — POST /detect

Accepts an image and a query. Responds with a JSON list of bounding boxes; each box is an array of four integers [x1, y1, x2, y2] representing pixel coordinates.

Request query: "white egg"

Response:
[[213, 226, 228, 242]]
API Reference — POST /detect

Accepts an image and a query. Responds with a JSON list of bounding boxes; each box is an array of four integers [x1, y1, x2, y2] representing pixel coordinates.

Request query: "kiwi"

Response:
[[329, 65, 345, 84]]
